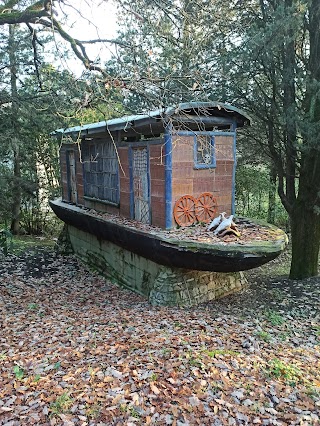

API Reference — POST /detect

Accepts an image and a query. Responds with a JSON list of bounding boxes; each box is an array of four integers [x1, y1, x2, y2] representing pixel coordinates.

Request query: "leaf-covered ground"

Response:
[[0, 248, 319, 426]]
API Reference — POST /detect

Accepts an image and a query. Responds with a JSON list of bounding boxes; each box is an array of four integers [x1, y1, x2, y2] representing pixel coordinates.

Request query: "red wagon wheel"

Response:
[[173, 195, 196, 227], [195, 192, 218, 223]]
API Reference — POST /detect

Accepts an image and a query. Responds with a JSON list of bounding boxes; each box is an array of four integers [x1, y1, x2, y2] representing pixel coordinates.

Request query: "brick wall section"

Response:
[[149, 144, 166, 228], [118, 147, 131, 219], [60, 133, 234, 228], [171, 134, 235, 226]]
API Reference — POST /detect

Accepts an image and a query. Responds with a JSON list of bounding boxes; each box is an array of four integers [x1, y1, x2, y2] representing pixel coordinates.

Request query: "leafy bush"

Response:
[[235, 164, 288, 228], [0, 228, 12, 256]]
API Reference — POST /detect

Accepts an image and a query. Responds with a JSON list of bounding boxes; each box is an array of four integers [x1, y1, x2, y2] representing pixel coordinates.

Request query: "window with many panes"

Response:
[[194, 134, 216, 168], [82, 140, 119, 204]]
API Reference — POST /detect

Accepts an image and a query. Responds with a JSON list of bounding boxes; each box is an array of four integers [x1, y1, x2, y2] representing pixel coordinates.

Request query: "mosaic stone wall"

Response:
[[68, 225, 246, 307]]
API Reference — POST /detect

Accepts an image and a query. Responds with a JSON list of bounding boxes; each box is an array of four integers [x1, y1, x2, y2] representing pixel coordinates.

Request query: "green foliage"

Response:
[[28, 303, 39, 311], [53, 362, 61, 370], [13, 365, 24, 380], [235, 165, 288, 227], [265, 310, 285, 326], [206, 349, 239, 357], [86, 403, 101, 419], [256, 331, 272, 342], [9, 234, 55, 255], [120, 403, 141, 418], [264, 358, 302, 385], [33, 374, 41, 383], [149, 372, 158, 382], [50, 393, 73, 415], [0, 228, 12, 255]]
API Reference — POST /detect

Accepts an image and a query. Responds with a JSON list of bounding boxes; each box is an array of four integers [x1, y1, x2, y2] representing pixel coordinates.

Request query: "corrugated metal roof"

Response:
[[52, 101, 250, 139]]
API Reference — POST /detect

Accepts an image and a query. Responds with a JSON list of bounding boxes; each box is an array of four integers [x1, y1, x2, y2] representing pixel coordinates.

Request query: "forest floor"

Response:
[[0, 240, 319, 426]]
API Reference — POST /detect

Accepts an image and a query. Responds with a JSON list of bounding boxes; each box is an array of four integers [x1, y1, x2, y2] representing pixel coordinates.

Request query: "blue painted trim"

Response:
[[231, 121, 237, 215], [176, 131, 234, 137], [128, 147, 134, 219], [164, 123, 173, 229], [146, 145, 151, 224]]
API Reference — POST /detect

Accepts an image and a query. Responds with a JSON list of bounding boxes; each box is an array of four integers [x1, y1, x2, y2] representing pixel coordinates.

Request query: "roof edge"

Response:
[[52, 101, 250, 138]]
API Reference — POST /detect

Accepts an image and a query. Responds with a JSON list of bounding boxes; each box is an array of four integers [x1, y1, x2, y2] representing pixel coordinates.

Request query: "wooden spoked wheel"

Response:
[[173, 195, 196, 227], [195, 192, 217, 223]]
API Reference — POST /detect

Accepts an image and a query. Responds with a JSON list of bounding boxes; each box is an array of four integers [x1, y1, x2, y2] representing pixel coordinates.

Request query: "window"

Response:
[[194, 134, 216, 168], [82, 140, 119, 205]]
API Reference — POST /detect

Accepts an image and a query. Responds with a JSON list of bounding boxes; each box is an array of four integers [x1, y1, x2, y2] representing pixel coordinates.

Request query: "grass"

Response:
[[149, 372, 158, 382], [86, 403, 101, 419], [28, 303, 40, 311], [256, 330, 272, 342], [264, 358, 303, 386], [265, 309, 285, 326], [0, 234, 56, 256], [120, 404, 141, 418], [206, 349, 239, 357], [32, 374, 41, 383], [13, 365, 24, 380], [50, 392, 73, 415]]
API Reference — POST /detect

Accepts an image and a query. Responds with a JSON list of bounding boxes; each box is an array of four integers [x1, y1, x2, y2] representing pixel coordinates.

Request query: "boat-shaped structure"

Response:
[[51, 102, 287, 306], [51, 199, 287, 273], [50, 199, 287, 306]]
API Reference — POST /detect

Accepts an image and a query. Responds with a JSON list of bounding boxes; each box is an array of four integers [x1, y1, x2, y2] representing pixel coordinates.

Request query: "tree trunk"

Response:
[[282, 0, 297, 207], [267, 167, 276, 224], [289, 0, 320, 279], [8, 24, 22, 235], [11, 143, 22, 235], [290, 202, 320, 279]]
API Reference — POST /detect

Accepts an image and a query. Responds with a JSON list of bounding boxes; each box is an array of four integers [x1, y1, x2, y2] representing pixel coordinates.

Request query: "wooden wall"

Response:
[[60, 144, 84, 205], [149, 144, 166, 228], [118, 146, 131, 218]]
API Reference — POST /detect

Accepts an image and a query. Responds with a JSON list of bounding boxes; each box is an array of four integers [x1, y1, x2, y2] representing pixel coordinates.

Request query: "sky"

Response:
[[53, 0, 120, 76]]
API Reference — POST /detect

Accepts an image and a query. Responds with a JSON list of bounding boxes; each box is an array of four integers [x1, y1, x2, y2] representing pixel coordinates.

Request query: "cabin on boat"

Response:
[[54, 102, 250, 230], [50, 103, 288, 306]]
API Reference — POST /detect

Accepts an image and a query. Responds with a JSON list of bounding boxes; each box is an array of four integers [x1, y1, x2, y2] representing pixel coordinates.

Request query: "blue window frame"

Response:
[[194, 134, 216, 169], [82, 140, 119, 205]]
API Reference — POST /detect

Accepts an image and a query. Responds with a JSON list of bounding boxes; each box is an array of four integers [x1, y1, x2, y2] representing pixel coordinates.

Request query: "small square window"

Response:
[[194, 134, 216, 168]]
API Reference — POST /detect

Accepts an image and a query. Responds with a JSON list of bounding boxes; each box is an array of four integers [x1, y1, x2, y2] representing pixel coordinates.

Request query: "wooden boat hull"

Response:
[[50, 199, 287, 273]]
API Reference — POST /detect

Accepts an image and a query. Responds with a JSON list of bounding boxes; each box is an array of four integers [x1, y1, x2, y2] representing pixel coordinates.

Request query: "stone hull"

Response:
[[49, 199, 287, 273], [67, 225, 246, 306]]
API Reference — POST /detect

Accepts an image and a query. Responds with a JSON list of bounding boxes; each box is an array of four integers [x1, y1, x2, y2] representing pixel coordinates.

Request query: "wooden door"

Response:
[[133, 148, 150, 223], [66, 150, 77, 203]]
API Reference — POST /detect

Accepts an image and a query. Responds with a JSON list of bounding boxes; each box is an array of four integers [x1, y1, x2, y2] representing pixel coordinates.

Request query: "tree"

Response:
[[221, 0, 320, 278], [0, 0, 112, 75], [1, 0, 319, 278], [109, 0, 320, 279]]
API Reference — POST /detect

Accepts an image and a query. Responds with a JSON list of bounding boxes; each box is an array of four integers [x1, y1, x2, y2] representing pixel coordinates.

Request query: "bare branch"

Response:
[[79, 38, 133, 49]]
